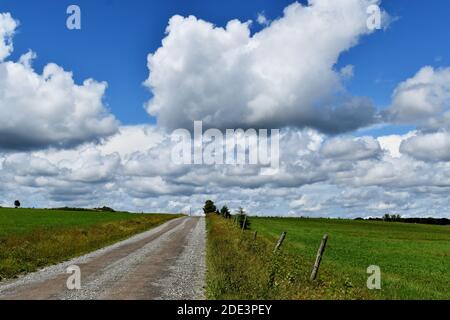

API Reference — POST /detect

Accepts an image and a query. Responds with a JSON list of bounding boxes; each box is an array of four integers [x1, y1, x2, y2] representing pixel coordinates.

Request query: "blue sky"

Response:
[[3, 0, 450, 131]]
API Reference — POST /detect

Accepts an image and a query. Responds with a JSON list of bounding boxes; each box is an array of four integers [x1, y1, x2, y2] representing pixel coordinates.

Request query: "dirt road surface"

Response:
[[0, 216, 206, 300]]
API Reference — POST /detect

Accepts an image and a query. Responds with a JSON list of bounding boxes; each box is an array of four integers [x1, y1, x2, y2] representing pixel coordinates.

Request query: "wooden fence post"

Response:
[[253, 231, 258, 240], [273, 232, 287, 253], [310, 234, 328, 281], [241, 216, 247, 233]]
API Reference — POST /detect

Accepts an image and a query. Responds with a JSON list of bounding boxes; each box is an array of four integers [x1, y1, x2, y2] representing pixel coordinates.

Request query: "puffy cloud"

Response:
[[400, 131, 450, 162], [65, 149, 121, 183], [98, 125, 164, 158], [2, 153, 59, 177], [387, 66, 450, 130], [340, 65, 354, 80], [377, 132, 416, 158], [256, 13, 270, 26], [0, 13, 119, 150], [144, 0, 382, 133], [0, 13, 17, 61], [321, 136, 382, 161], [289, 195, 322, 212], [123, 177, 197, 198]]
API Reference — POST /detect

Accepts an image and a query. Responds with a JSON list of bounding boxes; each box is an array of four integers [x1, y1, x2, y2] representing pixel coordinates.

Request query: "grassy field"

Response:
[[0, 208, 182, 281], [206, 215, 450, 300]]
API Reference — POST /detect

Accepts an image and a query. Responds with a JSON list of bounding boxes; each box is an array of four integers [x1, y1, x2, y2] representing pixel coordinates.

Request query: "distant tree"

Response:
[[215, 209, 220, 215], [203, 200, 217, 214], [14, 200, 21, 208], [383, 213, 401, 222], [94, 206, 115, 212], [220, 205, 231, 219], [236, 207, 250, 230]]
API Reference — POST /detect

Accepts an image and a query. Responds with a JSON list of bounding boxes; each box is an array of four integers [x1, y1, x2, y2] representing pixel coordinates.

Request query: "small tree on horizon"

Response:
[[383, 213, 401, 222], [236, 207, 250, 230], [14, 200, 21, 209], [220, 205, 231, 219], [203, 200, 217, 215]]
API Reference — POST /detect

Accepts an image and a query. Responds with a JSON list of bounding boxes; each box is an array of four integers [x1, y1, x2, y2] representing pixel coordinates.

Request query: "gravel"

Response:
[[155, 217, 206, 300], [0, 217, 206, 300]]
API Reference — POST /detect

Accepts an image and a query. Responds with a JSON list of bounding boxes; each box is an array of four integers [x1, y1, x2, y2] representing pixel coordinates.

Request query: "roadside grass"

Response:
[[206, 215, 450, 300], [0, 208, 182, 281]]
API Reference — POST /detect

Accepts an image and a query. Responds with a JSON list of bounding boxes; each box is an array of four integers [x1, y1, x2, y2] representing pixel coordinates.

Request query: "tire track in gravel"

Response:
[[0, 216, 206, 300]]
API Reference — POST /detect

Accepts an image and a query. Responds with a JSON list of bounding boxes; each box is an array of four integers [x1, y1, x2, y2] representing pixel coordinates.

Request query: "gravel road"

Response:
[[0, 216, 206, 300]]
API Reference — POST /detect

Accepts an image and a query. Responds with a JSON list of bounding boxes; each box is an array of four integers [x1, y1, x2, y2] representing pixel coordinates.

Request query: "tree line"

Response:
[[356, 214, 450, 226], [203, 200, 250, 229]]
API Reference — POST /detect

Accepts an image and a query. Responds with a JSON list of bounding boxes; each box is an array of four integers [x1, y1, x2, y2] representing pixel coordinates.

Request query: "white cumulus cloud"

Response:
[[400, 131, 450, 162], [144, 0, 383, 133], [388, 66, 450, 130], [0, 12, 119, 150]]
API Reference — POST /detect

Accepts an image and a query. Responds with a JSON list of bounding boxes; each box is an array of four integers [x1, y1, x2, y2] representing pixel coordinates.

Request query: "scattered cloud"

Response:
[[0, 13, 17, 61], [256, 12, 270, 26], [340, 65, 355, 80]]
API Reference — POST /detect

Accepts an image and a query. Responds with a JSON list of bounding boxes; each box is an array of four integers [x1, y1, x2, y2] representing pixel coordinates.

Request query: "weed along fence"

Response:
[[233, 214, 330, 283]]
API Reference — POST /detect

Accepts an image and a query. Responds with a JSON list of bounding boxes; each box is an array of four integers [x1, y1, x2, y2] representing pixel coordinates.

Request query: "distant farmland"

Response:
[[206, 215, 450, 300], [0, 208, 181, 280]]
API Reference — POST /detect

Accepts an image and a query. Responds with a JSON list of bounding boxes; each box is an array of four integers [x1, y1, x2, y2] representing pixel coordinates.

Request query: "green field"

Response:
[[0, 208, 181, 280], [206, 215, 450, 300]]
